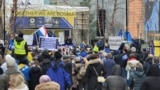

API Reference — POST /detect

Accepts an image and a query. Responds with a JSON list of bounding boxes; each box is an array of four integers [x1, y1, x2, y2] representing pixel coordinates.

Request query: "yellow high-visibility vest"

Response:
[[14, 40, 26, 55], [93, 45, 99, 52]]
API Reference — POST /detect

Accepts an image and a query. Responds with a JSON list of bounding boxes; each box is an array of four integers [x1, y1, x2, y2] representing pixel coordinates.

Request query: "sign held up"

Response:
[[108, 36, 122, 50], [39, 37, 58, 51]]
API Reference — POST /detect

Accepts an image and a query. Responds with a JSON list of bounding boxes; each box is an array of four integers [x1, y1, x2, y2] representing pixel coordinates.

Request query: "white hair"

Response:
[[5, 54, 16, 67]]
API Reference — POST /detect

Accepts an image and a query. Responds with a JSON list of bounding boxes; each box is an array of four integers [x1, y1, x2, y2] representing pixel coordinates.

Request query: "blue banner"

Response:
[[15, 17, 72, 29]]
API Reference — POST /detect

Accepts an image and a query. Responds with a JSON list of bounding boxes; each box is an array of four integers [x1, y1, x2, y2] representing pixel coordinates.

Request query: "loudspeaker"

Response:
[[96, 9, 106, 36]]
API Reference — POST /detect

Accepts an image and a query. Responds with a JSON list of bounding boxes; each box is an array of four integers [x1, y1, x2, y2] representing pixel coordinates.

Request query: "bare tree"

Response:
[[9, 0, 18, 34], [105, 0, 126, 36], [109, 0, 118, 35]]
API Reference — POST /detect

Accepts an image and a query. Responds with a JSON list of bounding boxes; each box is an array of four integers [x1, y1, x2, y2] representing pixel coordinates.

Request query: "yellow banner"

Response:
[[17, 10, 76, 17], [154, 40, 160, 57], [17, 10, 76, 26]]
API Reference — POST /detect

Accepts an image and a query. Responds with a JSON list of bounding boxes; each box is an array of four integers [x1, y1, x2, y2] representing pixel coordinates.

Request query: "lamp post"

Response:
[[3, 0, 5, 43], [126, 0, 128, 41]]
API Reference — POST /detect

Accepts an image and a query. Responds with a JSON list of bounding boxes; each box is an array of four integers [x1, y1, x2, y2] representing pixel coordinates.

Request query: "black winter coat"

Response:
[[105, 65, 128, 90], [140, 77, 160, 90], [85, 63, 106, 90]]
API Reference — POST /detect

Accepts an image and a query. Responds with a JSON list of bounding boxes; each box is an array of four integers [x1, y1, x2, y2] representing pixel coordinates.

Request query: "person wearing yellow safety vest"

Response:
[[93, 43, 99, 53], [13, 32, 28, 64]]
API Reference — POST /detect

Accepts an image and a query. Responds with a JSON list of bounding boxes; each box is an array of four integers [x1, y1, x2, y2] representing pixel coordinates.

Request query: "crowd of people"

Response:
[[0, 32, 159, 90]]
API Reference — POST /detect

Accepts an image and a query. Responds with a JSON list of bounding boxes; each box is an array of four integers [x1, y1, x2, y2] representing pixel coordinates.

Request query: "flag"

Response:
[[145, 0, 159, 31], [32, 26, 48, 46], [117, 29, 123, 36], [36, 26, 48, 37], [123, 31, 132, 43], [117, 29, 132, 43]]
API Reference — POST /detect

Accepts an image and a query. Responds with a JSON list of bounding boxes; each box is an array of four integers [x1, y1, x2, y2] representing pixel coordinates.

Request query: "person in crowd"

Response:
[[126, 53, 141, 79], [70, 56, 79, 90], [65, 36, 73, 45], [121, 47, 129, 78], [8, 73, 29, 90], [79, 40, 87, 49], [29, 56, 42, 90], [104, 64, 128, 90], [103, 53, 116, 77], [63, 55, 73, 86], [18, 58, 30, 83], [12, 32, 28, 64], [93, 42, 99, 53], [76, 57, 89, 90], [96, 39, 104, 51], [0, 40, 5, 58], [35, 75, 60, 90], [27, 47, 33, 63], [0, 54, 7, 72], [8, 33, 15, 52], [140, 64, 160, 90], [85, 54, 106, 90], [143, 54, 153, 74], [46, 51, 71, 90], [152, 56, 160, 65], [39, 50, 51, 75], [130, 47, 140, 60], [139, 48, 149, 64], [129, 62, 145, 90], [104, 43, 110, 53], [0, 55, 21, 90]]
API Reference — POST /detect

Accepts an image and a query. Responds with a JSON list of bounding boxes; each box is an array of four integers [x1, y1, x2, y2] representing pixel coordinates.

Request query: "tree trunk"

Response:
[[9, 0, 17, 34], [0, 0, 2, 36], [109, 0, 118, 36]]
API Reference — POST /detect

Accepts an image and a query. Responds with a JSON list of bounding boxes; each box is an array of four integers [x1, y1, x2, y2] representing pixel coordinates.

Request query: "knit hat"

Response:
[[5, 54, 16, 67], [80, 51, 87, 57], [39, 75, 51, 84]]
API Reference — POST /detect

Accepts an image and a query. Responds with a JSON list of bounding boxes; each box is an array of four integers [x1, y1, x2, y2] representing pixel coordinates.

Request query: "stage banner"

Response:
[[16, 10, 76, 29]]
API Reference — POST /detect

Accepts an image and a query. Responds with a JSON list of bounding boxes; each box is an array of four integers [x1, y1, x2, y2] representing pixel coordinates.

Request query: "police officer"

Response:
[[13, 32, 28, 64]]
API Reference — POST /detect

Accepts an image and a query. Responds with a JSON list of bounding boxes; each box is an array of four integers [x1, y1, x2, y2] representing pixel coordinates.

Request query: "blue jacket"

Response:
[[46, 61, 71, 90], [103, 58, 116, 77], [18, 64, 30, 81], [8, 39, 14, 50]]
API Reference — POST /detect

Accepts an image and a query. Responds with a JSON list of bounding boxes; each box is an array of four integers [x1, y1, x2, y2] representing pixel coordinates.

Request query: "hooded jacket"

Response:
[[129, 69, 145, 90], [126, 59, 140, 79], [140, 64, 160, 90], [29, 66, 42, 90], [105, 64, 128, 90], [46, 60, 71, 90]]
